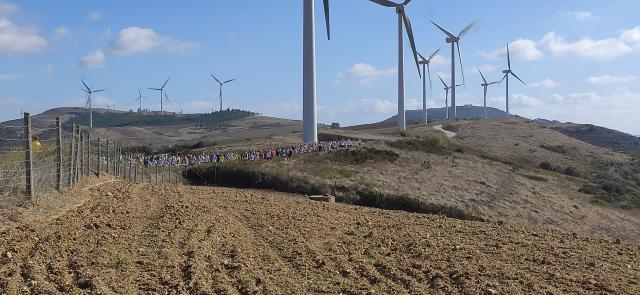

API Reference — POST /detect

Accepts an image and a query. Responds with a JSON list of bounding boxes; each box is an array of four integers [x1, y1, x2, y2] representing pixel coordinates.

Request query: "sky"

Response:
[[0, 0, 639, 134]]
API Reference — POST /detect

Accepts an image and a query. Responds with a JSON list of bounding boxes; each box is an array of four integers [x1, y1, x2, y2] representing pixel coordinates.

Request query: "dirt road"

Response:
[[1, 181, 638, 294]]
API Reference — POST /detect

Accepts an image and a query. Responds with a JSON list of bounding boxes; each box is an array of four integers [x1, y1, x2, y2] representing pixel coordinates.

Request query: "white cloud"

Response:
[[540, 31, 632, 60], [77, 49, 106, 69], [511, 93, 543, 107], [585, 75, 639, 85], [93, 95, 113, 106], [40, 63, 54, 73], [337, 63, 396, 87], [52, 26, 71, 42], [87, 10, 104, 21], [0, 73, 18, 80], [620, 26, 640, 48], [563, 11, 596, 21], [529, 79, 560, 88], [477, 64, 498, 74], [483, 39, 545, 61], [429, 54, 449, 66], [109, 26, 201, 55], [0, 0, 19, 16], [0, 18, 47, 54]]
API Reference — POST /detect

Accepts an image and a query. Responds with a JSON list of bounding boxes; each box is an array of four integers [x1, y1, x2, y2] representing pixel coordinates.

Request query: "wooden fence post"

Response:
[[106, 140, 110, 175], [155, 165, 158, 183], [97, 138, 101, 177], [55, 117, 62, 190], [168, 165, 172, 183], [161, 165, 165, 182], [134, 164, 138, 182], [24, 113, 34, 198], [141, 165, 145, 182], [84, 133, 89, 176], [75, 125, 80, 182], [128, 162, 132, 181], [79, 132, 84, 180], [113, 140, 117, 177], [69, 124, 76, 186]]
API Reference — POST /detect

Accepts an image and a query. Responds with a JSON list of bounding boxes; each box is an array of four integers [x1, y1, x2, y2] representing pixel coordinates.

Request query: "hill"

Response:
[[383, 105, 508, 123], [0, 180, 637, 294]]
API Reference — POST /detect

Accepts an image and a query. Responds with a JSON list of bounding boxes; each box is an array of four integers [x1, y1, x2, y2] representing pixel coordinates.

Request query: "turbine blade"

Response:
[[402, 0, 412, 5], [223, 79, 235, 84], [368, 0, 397, 8], [402, 11, 421, 78], [457, 21, 476, 38], [499, 73, 507, 85], [80, 79, 90, 92], [511, 72, 526, 85], [149, 88, 161, 91], [457, 42, 465, 86], [430, 20, 456, 38], [507, 43, 511, 70], [323, 0, 330, 40], [427, 48, 441, 62], [162, 77, 170, 89], [417, 51, 427, 62], [210, 73, 221, 84], [427, 64, 433, 95], [477, 67, 487, 84], [437, 74, 447, 88], [164, 92, 170, 102], [93, 89, 106, 93], [489, 81, 501, 85]]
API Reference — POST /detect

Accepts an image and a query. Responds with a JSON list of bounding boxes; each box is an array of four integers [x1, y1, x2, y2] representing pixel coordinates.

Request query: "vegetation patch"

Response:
[[539, 162, 580, 177], [539, 144, 570, 155], [317, 133, 366, 142], [312, 148, 399, 165], [67, 109, 255, 129], [386, 133, 452, 155], [184, 162, 483, 222]]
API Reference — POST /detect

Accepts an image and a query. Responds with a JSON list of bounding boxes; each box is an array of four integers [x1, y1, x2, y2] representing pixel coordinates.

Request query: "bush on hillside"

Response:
[[318, 148, 399, 165], [386, 134, 451, 155], [564, 166, 580, 177]]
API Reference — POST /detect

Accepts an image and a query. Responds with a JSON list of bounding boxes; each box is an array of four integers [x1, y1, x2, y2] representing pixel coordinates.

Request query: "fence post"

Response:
[[79, 132, 84, 180], [106, 140, 110, 175], [85, 133, 89, 176], [155, 165, 158, 183], [168, 165, 172, 182], [75, 125, 80, 182], [55, 117, 62, 190], [24, 112, 34, 198], [113, 140, 117, 177], [69, 124, 76, 186], [161, 165, 165, 182], [134, 164, 138, 182], [141, 165, 145, 182], [97, 138, 101, 177], [128, 162, 132, 181]]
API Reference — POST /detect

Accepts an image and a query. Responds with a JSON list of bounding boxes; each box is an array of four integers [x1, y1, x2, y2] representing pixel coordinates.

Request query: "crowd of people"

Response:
[[116, 139, 362, 167]]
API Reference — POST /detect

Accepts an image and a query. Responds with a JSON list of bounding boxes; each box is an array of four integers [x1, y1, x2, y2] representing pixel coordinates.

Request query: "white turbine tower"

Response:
[[501, 44, 526, 117], [210, 74, 235, 112], [136, 89, 143, 113], [478, 67, 500, 119], [369, 0, 421, 132], [417, 48, 440, 124], [303, 0, 331, 143], [148, 78, 170, 115], [81, 79, 105, 128], [437, 74, 462, 120], [431, 20, 475, 120]]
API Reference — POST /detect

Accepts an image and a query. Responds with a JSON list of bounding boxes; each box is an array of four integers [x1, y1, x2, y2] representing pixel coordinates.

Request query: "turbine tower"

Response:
[[478, 67, 500, 119], [81, 79, 105, 128], [417, 48, 440, 124], [136, 89, 143, 113], [437, 74, 462, 120], [431, 20, 475, 120], [501, 44, 526, 117], [369, 0, 421, 132], [148, 78, 170, 115], [303, 0, 331, 143], [210, 74, 235, 112]]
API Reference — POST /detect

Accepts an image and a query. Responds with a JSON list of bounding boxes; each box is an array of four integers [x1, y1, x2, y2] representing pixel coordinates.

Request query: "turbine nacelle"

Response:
[[446, 37, 460, 43]]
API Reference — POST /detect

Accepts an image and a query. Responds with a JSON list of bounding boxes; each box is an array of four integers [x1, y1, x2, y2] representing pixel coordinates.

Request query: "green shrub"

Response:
[[386, 134, 451, 155], [564, 166, 580, 177], [319, 148, 399, 165], [539, 162, 554, 171], [540, 144, 569, 155]]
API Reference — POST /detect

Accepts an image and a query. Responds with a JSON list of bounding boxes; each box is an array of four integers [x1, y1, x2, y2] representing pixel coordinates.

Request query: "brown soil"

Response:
[[1, 181, 638, 294]]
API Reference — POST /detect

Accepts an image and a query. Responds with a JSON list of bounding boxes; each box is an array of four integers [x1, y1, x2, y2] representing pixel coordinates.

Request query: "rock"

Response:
[[485, 288, 497, 295], [614, 238, 621, 245], [106, 192, 113, 197], [5, 251, 12, 259]]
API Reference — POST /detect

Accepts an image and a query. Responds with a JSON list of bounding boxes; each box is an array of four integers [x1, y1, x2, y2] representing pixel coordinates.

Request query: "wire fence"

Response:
[[0, 113, 183, 203]]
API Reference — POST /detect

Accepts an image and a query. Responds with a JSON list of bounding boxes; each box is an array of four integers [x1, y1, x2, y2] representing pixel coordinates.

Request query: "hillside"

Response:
[[383, 105, 508, 123], [0, 180, 637, 294]]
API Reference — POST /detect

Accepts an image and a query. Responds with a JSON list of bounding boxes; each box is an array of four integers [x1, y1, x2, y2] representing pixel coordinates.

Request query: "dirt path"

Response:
[[434, 125, 457, 138], [0, 181, 638, 294]]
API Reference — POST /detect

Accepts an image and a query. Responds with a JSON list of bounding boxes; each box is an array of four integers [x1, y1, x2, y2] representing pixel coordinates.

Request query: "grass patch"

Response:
[[386, 133, 452, 155], [539, 144, 570, 155], [310, 148, 399, 165], [317, 133, 364, 142]]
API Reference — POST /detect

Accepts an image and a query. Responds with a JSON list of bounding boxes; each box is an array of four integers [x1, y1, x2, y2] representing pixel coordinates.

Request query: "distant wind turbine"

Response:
[[478, 67, 501, 119], [437, 74, 462, 120], [369, 0, 421, 132], [431, 20, 475, 120], [303, 0, 331, 143], [81, 79, 105, 128], [417, 48, 440, 124], [500, 44, 526, 117], [136, 89, 143, 112], [210, 74, 235, 112], [148, 78, 170, 115]]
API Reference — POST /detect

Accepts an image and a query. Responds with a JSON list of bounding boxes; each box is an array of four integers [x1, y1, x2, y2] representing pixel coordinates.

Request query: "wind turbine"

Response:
[[210, 74, 235, 112], [148, 78, 170, 115], [303, 0, 330, 143], [136, 89, 143, 113], [500, 44, 526, 117], [369, 0, 421, 132], [478, 67, 501, 119], [81, 79, 105, 128], [431, 20, 475, 120], [437, 74, 462, 120], [417, 48, 440, 124], [163, 92, 170, 113]]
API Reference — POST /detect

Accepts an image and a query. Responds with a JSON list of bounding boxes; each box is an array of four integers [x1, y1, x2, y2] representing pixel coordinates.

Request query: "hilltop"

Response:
[[383, 105, 508, 123]]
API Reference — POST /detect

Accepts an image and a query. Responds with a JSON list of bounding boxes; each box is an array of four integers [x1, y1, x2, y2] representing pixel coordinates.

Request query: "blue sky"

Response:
[[0, 0, 639, 134]]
